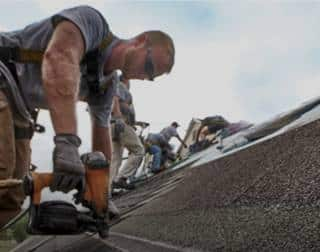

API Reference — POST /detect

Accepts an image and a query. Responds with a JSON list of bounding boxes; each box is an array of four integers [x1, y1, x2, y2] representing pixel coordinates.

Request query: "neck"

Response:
[[124, 82, 130, 89], [104, 39, 129, 73]]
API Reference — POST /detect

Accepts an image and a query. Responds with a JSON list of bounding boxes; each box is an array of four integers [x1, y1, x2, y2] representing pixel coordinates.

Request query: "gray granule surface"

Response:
[[112, 119, 320, 251], [17, 120, 320, 251]]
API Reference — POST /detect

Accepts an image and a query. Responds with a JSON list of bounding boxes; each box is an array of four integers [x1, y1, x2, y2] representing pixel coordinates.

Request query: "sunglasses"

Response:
[[144, 48, 155, 81]]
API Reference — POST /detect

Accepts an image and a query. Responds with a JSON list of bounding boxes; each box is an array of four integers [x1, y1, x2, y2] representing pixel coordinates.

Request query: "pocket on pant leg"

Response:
[[7, 139, 31, 208], [14, 139, 31, 179], [123, 125, 144, 155], [0, 91, 15, 180]]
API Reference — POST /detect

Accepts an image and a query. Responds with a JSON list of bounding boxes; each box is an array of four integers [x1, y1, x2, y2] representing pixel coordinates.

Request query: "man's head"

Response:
[[171, 121, 180, 128], [119, 74, 130, 89], [122, 30, 175, 81]]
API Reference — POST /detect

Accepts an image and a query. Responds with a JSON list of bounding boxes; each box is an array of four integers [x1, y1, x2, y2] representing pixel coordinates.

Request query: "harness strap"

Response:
[[14, 125, 34, 139], [99, 32, 114, 51], [0, 32, 114, 64], [19, 48, 44, 63]]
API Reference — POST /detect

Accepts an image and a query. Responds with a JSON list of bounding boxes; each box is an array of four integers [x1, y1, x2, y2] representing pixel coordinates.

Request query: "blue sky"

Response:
[[1, 1, 320, 169]]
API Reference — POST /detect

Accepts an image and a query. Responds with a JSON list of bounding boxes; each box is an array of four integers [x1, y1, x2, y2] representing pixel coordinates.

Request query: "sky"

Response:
[[1, 1, 320, 170]]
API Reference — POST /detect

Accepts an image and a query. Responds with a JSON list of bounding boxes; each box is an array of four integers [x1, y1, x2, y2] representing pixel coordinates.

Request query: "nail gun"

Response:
[[23, 151, 110, 238]]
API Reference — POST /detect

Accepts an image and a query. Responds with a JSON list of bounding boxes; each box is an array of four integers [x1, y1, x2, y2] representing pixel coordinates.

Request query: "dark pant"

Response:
[[0, 90, 31, 227]]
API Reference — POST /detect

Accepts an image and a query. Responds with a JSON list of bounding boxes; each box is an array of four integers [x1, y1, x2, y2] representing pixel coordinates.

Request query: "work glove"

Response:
[[50, 134, 85, 193], [81, 151, 109, 168], [113, 117, 125, 141], [127, 110, 136, 126]]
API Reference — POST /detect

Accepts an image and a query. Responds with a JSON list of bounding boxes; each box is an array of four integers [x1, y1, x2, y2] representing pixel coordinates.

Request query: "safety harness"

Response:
[[0, 31, 114, 92], [0, 32, 114, 139]]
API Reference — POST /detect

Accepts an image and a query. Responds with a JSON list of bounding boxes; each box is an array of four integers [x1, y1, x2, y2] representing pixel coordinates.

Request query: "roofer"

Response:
[[110, 75, 144, 191], [197, 115, 252, 141], [145, 122, 186, 173], [0, 5, 175, 227]]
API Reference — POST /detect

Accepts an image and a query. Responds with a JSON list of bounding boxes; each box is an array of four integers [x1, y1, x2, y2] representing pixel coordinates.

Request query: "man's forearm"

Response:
[[112, 96, 123, 119], [178, 136, 187, 147], [92, 124, 112, 161], [43, 82, 78, 134]]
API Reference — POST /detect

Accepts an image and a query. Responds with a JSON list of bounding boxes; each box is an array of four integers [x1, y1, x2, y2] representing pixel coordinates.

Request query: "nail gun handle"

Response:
[[24, 172, 53, 205], [26, 167, 109, 216], [24, 151, 109, 216]]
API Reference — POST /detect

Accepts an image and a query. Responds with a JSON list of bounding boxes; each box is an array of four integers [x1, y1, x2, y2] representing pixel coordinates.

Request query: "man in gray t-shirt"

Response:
[[145, 122, 186, 173], [0, 5, 175, 227], [115, 78, 136, 126], [148, 122, 187, 147], [110, 75, 144, 190]]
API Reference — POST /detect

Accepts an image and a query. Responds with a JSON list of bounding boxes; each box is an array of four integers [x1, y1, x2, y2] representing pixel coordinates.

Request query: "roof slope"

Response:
[[14, 101, 320, 251], [111, 119, 320, 251]]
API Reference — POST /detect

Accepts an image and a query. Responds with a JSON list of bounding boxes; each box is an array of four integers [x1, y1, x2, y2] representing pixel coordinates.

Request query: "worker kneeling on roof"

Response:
[[0, 5, 175, 227]]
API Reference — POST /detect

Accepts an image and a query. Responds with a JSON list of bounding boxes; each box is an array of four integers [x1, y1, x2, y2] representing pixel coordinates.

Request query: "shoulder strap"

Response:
[[0, 32, 114, 64], [99, 32, 114, 51]]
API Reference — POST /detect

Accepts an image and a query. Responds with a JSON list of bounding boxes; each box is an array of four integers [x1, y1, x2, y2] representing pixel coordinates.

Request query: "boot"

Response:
[[112, 177, 135, 190], [108, 199, 120, 221]]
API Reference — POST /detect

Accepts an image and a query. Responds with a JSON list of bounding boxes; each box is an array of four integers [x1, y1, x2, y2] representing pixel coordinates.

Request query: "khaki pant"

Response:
[[110, 123, 144, 188], [0, 90, 31, 227]]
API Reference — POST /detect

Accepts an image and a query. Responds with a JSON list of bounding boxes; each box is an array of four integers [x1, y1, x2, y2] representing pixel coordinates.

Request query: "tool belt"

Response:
[[0, 73, 43, 139]]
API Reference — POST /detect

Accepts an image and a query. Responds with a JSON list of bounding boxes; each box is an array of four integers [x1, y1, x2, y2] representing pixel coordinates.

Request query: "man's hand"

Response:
[[51, 134, 85, 193], [135, 121, 150, 129], [113, 117, 125, 141]]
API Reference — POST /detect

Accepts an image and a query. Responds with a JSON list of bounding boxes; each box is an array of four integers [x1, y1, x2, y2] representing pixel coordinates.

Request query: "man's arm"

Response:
[[92, 123, 112, 162], [42, 21, 86, 193], [112, 96, 123, 118], [42, 21, 84, 134], [177, 135, 187, 148], [111, 96, 126, 141]]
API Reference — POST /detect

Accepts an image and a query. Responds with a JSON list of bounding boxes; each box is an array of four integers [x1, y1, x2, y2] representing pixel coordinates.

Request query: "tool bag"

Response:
[[27, 200, 82, 235], [196, 116, 230, 143], [201, 115, 229, 129]]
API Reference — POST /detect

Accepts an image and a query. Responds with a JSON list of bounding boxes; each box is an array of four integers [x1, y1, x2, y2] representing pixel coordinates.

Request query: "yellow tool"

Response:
[[23, 151, 110, 238]]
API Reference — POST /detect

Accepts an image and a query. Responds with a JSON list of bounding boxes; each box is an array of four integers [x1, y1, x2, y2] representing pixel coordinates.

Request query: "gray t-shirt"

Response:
[[160, 126, 178, 142], [0, 5, 116, 127], [146, 133, 166, 146], [114, 81, 135, 125]]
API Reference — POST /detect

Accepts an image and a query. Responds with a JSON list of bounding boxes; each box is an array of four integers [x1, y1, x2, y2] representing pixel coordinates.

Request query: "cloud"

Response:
[[198, 2, 320, 123], [6, 2, 320, 138], [293, 74, 320, 101], [17, 1, 320, 167], [31, 0, 105, 14], [122, 2, 320, 126]]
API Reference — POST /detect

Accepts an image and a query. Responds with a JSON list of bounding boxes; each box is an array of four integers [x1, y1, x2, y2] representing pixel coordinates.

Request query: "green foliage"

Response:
[[11, 214, 29, 243], [0, 228, 14, 240], [0, 229, 16, 252], [0, 214, 28, 251]]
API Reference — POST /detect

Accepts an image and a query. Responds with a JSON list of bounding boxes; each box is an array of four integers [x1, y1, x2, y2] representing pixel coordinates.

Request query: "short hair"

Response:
[[140, 30, 175, 73], [119, 74, 130, 85], [171, 121, 179, 128], [119, 74, 125, 82]]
